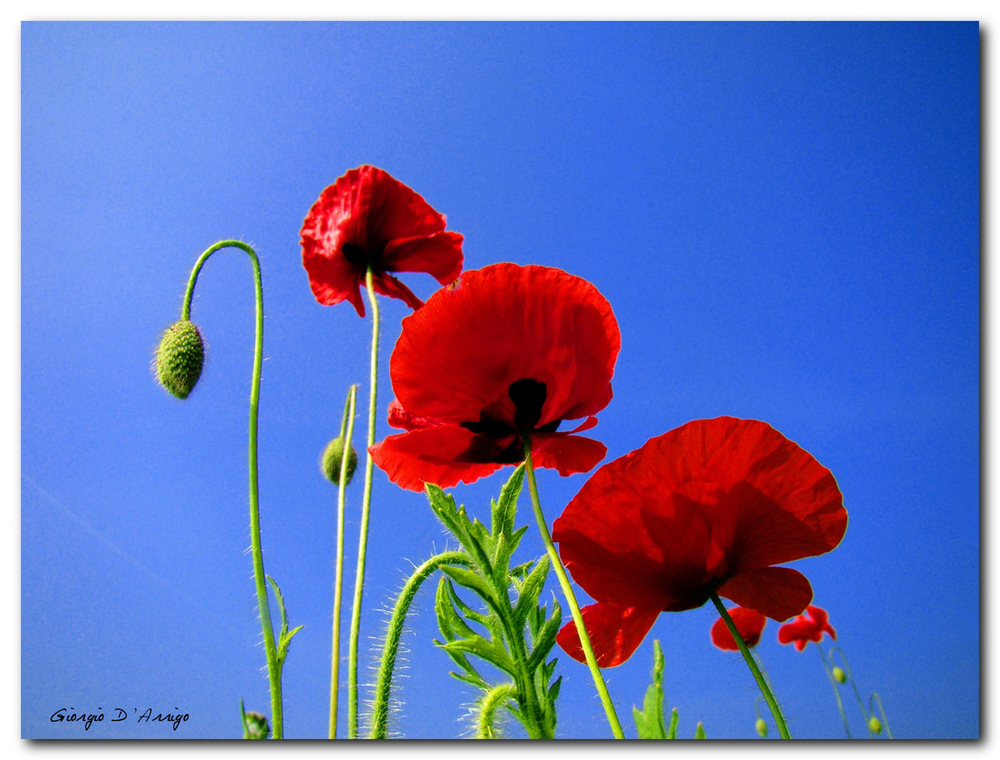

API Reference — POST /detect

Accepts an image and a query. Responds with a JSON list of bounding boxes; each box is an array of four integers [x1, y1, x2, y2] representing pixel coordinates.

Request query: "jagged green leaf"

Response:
[[441, 636, 518, 677], [492, 464, 525, 539], [694, 722, 706, 739], [633, 640, 667, 739], [513, 555, 550, 626], [526, 608, 562, 671], [441, 564, 497, 605], [667, 707, 679, 739], [435, 576, 479, 642]]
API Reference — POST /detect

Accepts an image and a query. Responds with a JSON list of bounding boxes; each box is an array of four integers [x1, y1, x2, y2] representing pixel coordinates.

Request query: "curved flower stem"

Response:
[[181, 240, 283, 738], [477, 683, 518, 739], [870, 692, 893, 739], [710, 594, 790, 740], [348, 266, 381, 738], [370, 551, 472, 739], [830, 646, 873, 737], [521, 438, 625, 740], [814, 642, 852, 738], [329, 385, 358, 739]]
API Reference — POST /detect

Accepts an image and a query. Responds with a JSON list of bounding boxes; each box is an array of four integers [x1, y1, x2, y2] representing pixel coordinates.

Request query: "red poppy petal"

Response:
[[387, 399, 443, 431], [778, 614, 815, 646], [360, 166, 451, 242], [300, 243, 366, 316], [370, 425, 507, 491], [696, 419, 848, 570], [372, 272, 424, 311], [554, 468, 723, 610], [555, 604, 660, 668], [711, 607, 767, 650], [389, 263, 620, 426], [531, 433, 606, 477], [382, 231, 464, 284], [718, 566, 813, 622]]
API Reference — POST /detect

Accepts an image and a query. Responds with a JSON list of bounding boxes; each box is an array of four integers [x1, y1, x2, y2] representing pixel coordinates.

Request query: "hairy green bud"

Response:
[[833, 666, 846, 683], [869, 716, 882, 734], [321, 436, 358, 485], [155, 320, 204, 399], [243, 710, 270, 740], [755, 718, 768, 738]]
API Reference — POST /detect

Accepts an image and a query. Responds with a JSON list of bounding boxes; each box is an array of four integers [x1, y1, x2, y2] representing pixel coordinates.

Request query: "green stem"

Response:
[[870, 692, 893, 739], [348, 267, 381, 738], [476, 684, 518, 739], [181, 240, 283, 738], [710, 595, 789, 739], [522, 439, 625, 739], [830, 646, 873, 737], [814, 642, 852, 738], [369, 551, 472, 739], [329, 385, 358, 739]]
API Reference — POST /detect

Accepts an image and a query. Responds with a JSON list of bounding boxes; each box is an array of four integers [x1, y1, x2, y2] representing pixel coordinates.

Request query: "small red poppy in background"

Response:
[[300, 165, 464, 317], [778, 605, 837, 651], [370, 263, 620, 491], [711, 606, 767, 651], [554, 417, 847, 667]]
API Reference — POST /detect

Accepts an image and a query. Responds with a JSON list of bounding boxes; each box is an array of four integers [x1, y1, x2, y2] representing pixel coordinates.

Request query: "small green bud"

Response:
[[755, 717, 768, 738], [833, 666, 846, 683], [869, 716, 882, 734], [321, 436, 358, 485], [155, 320, 204, 399], [243, 710, 270, 739]]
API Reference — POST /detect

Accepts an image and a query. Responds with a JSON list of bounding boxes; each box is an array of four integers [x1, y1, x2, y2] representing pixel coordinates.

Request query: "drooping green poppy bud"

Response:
[[321, 436, 358, 485], [869, 716, 883, 734], [156, 320, 205, 399], [833, 666, 846, 683], [755, 718, 768, 737], [243, 710, 270, 739]]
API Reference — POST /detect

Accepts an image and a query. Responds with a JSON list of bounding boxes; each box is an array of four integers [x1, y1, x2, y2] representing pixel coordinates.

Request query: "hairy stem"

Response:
[[476, 683, 518, 739], [814, 642, 852, 738], [329, 385, 358, 738], [348, 267, 381, 738], [182, 240, 282, 738], [522, 439, 625, 739], [369, 551, 472, 739], [710, 594, 789, 739]]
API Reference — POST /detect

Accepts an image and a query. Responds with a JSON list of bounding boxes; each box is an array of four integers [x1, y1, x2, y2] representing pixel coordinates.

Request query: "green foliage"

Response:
[[427, 466, 563, 739], [266, 575, 304, 679], [633, 640, 705, 740]]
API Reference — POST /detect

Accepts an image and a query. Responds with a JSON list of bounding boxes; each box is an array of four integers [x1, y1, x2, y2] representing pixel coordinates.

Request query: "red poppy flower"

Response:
[[711, 606, 767, 650], [553, 417, 847, 667], [777, 605, 837, 651], [369, 263, 620, 491], [300, 165, 464, 317]]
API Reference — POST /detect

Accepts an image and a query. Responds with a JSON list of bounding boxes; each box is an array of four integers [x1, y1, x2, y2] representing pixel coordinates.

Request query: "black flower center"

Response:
[[460, 378, 559, 438], [508, 378, 547, 431], [341, 242, 368, 266]]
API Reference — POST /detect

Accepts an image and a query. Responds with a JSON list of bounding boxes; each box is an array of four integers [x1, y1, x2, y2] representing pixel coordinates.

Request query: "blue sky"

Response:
[[20, 21, 978, 740]]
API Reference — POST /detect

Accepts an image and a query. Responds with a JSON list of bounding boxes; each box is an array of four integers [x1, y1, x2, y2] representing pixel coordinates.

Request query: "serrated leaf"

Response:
[[492, 464, 525, 538], [435, 577, 479, 642], [513, 556, 550, 626], [441, 564, 496, 606], [547, 675, 563, 705], [694, 722, 706, 739], [526, 611, 561, 671], [442, 637, 518, 677], [633, 640, 667, 739], [667, 707, 679, 739]]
